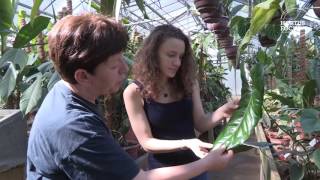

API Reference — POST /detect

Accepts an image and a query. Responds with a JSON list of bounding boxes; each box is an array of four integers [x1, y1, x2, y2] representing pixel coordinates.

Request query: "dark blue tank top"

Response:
[[133, 81, 199, 166]]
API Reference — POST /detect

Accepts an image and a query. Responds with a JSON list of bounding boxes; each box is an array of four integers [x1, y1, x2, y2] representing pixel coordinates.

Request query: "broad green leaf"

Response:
[[30, 0, 43, 25], [0, 62, 17, 103], [284, 0, 297, 17], [13, 16, 50, 48], [300, 109, 320, 133], [312, 149, 320, 169], [0, 0, 14, 35], [47, 71, 60, 90], [20, 73, 43, 115], [239, 0, 280, 51], [0, 48, 28, 70], [289, 161, 304, 180], [213, 62, 264, 149]]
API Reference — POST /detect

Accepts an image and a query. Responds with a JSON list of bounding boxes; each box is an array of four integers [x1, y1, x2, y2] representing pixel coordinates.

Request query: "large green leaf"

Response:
[[213, 62, 264, 149], [0, 48, 28, 70], [13, 16, 50, 48], [20, 73, 43, 115], [30, 0, 43, 25], [0, 0, 14, 35], [289, 161, 304, 180], [300, 109, 320, 133], [239, 0, 280, 52], [312, 149, 320, 169], [0, 62, 17, 103]]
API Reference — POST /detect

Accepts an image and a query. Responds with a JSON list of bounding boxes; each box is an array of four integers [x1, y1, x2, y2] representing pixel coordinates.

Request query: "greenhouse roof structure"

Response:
[[17, 0, 320, 37]]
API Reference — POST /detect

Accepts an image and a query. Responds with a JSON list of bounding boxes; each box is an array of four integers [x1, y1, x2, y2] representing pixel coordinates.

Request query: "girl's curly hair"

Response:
[[132, 25, 197, 99]]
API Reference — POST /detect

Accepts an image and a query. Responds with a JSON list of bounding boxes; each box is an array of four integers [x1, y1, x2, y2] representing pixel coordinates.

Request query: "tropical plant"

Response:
[[192, 32, 231, 112], [0, 0, 57, 117]]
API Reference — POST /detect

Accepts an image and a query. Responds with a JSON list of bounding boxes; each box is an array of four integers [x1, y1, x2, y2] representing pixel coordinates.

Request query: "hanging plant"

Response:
[[213, 62, 264, 149]]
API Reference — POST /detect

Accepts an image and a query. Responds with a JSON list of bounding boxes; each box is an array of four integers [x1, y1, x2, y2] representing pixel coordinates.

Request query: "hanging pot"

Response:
[[313, 0, 320, 18], [206, 16, 228, 31], [200, 7, 221, 23], [218, 36, 233, 48], [215, 31, 230, 40], [194, 0, 220, 12], [225, 45, 237, 55], [258, 34, 276, 47]]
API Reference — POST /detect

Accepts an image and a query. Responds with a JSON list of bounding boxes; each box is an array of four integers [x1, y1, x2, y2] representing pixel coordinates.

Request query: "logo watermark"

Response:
[[280, 20, 306, 32]]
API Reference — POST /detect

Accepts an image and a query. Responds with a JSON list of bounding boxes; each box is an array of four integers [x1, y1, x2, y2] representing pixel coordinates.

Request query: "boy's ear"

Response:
[[74, 69, 90, 84]]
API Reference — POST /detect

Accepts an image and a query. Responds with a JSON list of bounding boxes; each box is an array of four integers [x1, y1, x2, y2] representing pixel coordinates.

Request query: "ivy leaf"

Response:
[[213, 62, 264, 149]]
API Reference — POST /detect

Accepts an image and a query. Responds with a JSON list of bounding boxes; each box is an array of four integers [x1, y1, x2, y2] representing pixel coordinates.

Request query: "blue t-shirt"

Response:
[[27, 80, 139, 180]]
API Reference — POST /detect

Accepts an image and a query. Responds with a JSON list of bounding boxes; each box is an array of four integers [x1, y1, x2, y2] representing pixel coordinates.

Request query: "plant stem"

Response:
[[1, 35, 7, 55]]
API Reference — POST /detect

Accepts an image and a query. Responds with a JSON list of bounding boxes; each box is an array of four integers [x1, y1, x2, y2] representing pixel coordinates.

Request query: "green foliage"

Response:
[[0, 48, 28, 70], [284, 0, 297, 17], [213, 62, 264, 149], [19, 73, 43, 115], [0, 0, 14, 35], [239, 0, 280, 52], [13, 16, 50, 48], [230, 16, 250, 38], [192, 32, 230, 111], [30, 0, 43, 25], [0, 63, 17, 104]]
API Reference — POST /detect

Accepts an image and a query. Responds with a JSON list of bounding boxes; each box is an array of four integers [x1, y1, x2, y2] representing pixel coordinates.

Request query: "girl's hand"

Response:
[[182, 139, 213, 158]]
